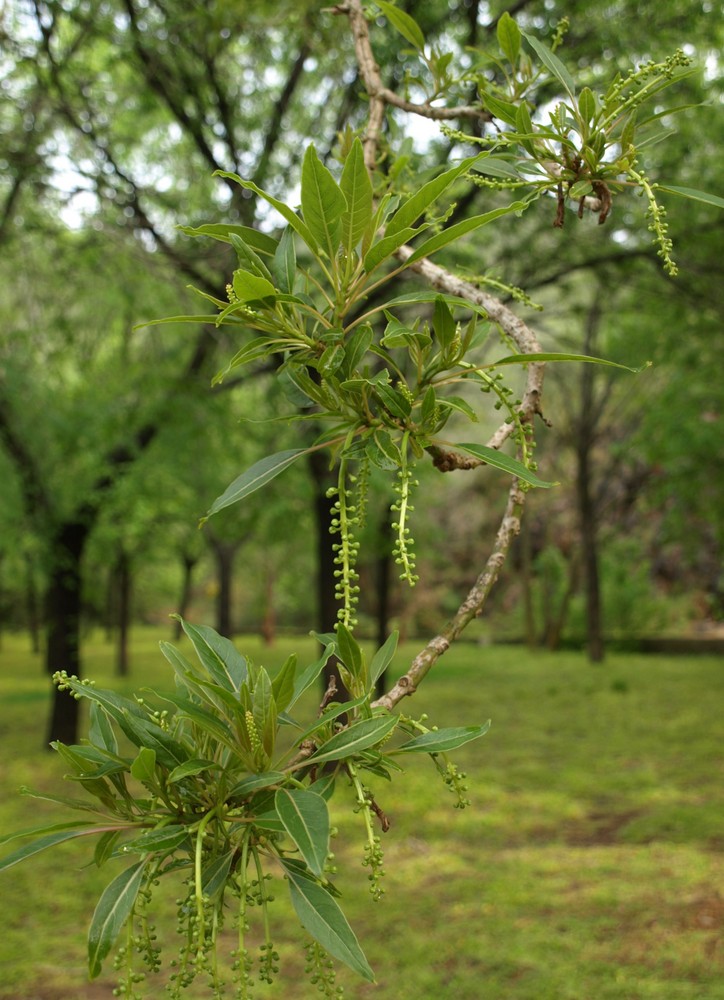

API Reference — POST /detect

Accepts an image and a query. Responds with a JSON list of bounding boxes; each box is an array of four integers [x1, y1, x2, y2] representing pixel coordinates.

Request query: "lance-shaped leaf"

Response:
[[657, 185, 724, 210], [88, 860, 148, 979], [454, 443, 557, 488], [174, 618, 247, 691], [496, 11, 521, 63], [301, 145, 348, 256], [272, 225, 297, 293], [376, 0, 425, 51], [282, 861, 375, 982], [89, 701, 117, 755], [214, 170, 318, 253], [363, 226, 420, 273], [178, 223, 278, 255], [394, 722, 491, 754], [272, 654, 297, 714], [0, 824, 104, 873], [310, 715, 398, 765], [202, 850, 236, 901], [489, 352, 649, 372], [369, 631, 398, 687], [522, 32, 576, 97], [336, 622, 365, 681], [407, 202, 526, 263], [340, 137, 374, 252], [125, 825, 189, 854], [202, 449, 307, 521], [229, 771, 286, 798], [275, 789, 330, 877], [386, 153, 485, 237], [289, 644, 335, 709], [168, 758, 221, 783]]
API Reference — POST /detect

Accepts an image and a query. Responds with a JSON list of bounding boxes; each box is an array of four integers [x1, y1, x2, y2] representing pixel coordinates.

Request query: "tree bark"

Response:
[[210, 538, 239, 638], [44, 518, 89, 746], [576, 300, 605, 662], [174, 552, 198, 639], [115, 549, 132, 677]]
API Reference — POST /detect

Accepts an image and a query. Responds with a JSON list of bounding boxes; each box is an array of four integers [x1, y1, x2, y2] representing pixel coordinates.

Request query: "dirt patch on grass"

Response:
[[563, 808, 645, 845]]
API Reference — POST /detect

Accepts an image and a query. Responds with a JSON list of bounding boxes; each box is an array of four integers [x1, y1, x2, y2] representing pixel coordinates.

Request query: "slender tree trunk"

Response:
[[210, 538, 239, 638], [576, 300, 605, 663], [45, 519, 89, 746], [543, 552, 580, 651], [115, 549, 132, 676], [174, 552, 198, 638]]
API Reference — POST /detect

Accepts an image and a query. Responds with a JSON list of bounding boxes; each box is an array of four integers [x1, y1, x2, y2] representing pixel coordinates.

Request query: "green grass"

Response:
[[0, 628, 722, 999]]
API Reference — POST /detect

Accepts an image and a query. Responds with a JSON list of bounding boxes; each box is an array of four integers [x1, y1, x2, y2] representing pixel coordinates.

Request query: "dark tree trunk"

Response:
[[576, 300, 605, 663], [519, 515, 537, 649], [543, 552, 580, 651], [210, 538, 239, 638], [115, 549, 132, 676], [174, 552, 198, 639], [44, 519, 89, 747]]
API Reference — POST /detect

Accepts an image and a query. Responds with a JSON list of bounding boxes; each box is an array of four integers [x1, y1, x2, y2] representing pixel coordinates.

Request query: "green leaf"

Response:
[[0, 824, 102, 872], [174, 618, 248, 692], [88, 860, 147, 979], [275, 788, 330, 877], [386, 154, 484, 238], [290, 644, 335, 709], [490, 352, 649, 373], [471, 155, 522, 179], [202, 850, 235, 900], [230, 233, 274, 281], [282, 861, 375, 981], [94, 830, 122, 867], [232, 269, 277, 304], [310, 715, 398, 765], [125, 825, 189, 854], [433, 295, 456, 351], [578, 86, 596, 125], [363, 226, 420, 273], [301, 145, 348, 256], [369, 632, 398, 687], [336, 623, 364, 681], [214, 170, 318, 252], [376, 0, 425, 50], [252, 667, 277, 757], [272, 226, 297, 293], [178, 223, 278, 255], [168, 758, 221, 783], [339, 137, 374, 252], [496, 11, 521, 63], [656, 185, 724, 211], [229, 772, 287, 798], [88, 702, 118, 755], [340, 324, 373, 379], [522, 32, 576, 97], [130, 747, 157, 783], [454, 443, 556, 488], [482, 93, 519, 126], [214, 337, 280, 384], [394, 722, 491, 754], [407, 202, 526, 263], [272, 654, 297, 714], [203, 449, 307, 520]]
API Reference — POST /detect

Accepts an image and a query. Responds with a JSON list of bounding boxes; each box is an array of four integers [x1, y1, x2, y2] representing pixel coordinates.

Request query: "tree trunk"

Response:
[[45, 519, 89, 746], [174, 552, 198, 639], [576, 299, 605, 663], [115, 549, 132, 677], [210, 538, 239, 638]]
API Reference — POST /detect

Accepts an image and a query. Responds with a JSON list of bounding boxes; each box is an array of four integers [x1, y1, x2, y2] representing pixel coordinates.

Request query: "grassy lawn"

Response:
[[0, 627, 722, 999]]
